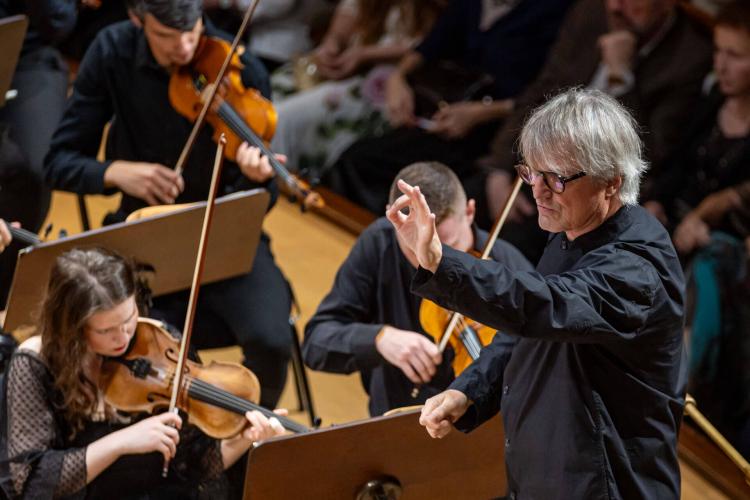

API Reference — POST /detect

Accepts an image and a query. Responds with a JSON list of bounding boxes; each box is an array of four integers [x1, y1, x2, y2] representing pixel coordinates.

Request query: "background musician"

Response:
[[303, 162, 532, 416], [43, 0, 293, 413], [0, 248, 283, 499]]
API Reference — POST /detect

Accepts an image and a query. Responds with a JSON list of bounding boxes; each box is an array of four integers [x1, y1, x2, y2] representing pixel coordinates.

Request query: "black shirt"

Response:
[[44, 20, 275, 222], [413, 205, 686, 499], [303, 217, 533, 416]]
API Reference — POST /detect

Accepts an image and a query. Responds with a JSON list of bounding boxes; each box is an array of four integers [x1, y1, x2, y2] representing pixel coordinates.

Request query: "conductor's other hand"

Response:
[[376, 326, 442, 384], [104, 161, 185, 206], [419, 389, 470, 439], [386, 180, 442, 273]]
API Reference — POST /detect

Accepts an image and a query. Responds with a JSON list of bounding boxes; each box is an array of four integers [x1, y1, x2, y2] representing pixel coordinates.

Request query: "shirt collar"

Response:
[[134, 27, 163, 71], [560, 205, 632, 253]]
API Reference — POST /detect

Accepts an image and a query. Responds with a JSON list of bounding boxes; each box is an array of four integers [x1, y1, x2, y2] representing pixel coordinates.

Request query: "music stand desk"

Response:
[[244, 409, 507, 499], [4, 189, 269, 331]]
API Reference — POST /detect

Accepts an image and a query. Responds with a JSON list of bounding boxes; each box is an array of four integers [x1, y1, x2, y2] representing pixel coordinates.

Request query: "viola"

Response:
[[7, 226, 40, 246], [101, 318, 309, 439], [412, 177, 525, 397], [418, 251, 498, 376], [168, 35, 323, 210]]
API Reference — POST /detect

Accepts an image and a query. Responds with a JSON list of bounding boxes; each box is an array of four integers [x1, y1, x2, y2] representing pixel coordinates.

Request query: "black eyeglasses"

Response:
[[515, 163, 586, 194]]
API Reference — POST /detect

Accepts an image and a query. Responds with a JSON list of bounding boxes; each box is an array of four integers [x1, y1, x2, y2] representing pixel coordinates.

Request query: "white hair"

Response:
[[519, 88, 648, 206]]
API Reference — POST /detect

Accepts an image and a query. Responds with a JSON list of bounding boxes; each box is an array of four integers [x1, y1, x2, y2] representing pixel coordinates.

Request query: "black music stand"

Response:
[[243, 409, 507, 499], [4, 189, 269, 331]]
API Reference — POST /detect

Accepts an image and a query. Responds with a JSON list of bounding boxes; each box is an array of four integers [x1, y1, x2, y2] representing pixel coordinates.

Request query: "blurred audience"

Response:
[[269, 0, 445, 181], [644, 1, 750, 459], [325, 0, 574, 221], [479, 0, 712, 262]]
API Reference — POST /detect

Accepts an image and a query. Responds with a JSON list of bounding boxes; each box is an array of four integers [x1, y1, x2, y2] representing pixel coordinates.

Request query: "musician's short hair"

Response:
[[129, 0, 202, 31], [388, 162, 466, 225], [519, 88, 647, 206]]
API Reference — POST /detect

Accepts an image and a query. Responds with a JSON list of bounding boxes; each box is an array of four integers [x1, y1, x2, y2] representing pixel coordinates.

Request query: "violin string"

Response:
[[186, 376, 307, 433], [188, 381, 308, 434], [217, 104, 295, 186], [454, 315, 483, 360]]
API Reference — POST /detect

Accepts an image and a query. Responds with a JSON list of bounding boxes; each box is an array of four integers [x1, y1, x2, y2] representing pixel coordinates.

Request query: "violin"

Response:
[[168, 35, 323, 211], [418, 250, 498, 376], [413, 177, 524, 396], [101, 318, 308, 439], [7, 225, 41, 247]]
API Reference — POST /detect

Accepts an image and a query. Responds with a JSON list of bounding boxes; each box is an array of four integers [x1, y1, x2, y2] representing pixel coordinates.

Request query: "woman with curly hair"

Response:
[[0, 247, 283, 499]]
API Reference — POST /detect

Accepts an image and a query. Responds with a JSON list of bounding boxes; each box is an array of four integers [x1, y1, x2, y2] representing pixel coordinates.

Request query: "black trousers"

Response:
[[325, 122, 501, 216], [151, 235, 292, 409]]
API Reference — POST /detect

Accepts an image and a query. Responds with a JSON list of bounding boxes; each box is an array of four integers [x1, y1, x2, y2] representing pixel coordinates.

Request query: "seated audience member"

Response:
[[269, 0, 444, 180], [480, 0, 713, 262], [644, 2, 750, 460], [202, 0, 331, 72], [303, 162, 532, 416], [645, 2, 750, 255], [326, 0, 574, 218]]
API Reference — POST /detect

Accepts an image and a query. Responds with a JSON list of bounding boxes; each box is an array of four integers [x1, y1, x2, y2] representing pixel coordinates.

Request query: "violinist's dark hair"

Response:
[[39, 248, 139, 436], [129, 0, 202, 31], [388, 162, 466, 225]]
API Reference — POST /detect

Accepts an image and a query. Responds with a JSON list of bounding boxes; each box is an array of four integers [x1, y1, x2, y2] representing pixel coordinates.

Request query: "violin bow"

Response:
[[435, 176, 524, 354], [173, 0, 261, 177], [163, 134, 227, 477]]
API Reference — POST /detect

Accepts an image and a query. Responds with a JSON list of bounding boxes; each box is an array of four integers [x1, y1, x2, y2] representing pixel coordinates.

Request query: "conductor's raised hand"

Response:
[[386, 180, 442, 273], [419, 389, 471, 439]]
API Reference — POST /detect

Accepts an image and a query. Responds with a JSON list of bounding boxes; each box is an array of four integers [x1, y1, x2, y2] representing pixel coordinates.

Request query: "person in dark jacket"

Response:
[[388, 88, 686, 499], [303, 161, 532, 416]]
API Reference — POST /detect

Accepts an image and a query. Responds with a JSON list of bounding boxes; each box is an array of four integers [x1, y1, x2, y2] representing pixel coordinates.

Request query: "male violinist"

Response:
[[303, 162, 532, 416], [44, 0, 293, 413]]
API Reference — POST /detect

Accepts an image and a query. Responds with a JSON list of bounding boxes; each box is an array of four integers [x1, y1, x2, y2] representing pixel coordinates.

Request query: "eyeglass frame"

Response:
[[515, 163, 587, 194]]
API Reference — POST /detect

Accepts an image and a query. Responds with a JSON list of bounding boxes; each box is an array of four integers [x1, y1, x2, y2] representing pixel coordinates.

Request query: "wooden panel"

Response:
[[678, 423, 750, 500], [245, 410, 506, 499], [6, 190, 268, 330]]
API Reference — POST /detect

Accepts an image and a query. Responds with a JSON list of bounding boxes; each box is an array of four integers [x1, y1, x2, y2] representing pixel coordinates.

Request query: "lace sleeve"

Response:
[[5, 352, 87, 498], [200, 437, 224, 480]]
